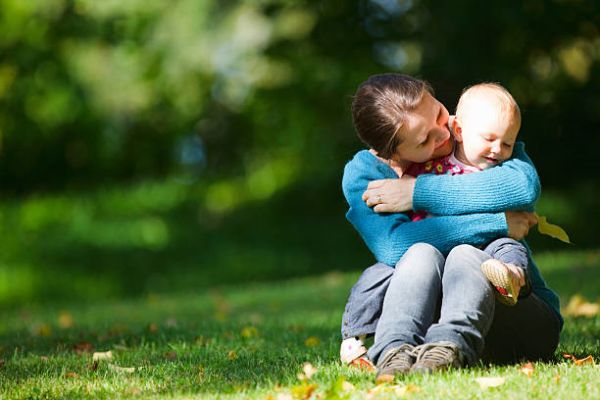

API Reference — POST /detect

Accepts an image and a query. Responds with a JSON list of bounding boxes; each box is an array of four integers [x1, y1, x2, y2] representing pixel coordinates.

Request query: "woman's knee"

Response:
[[395, 243, 445, 276], [403, 243, 443, 260], [445, 244, 488, 272]]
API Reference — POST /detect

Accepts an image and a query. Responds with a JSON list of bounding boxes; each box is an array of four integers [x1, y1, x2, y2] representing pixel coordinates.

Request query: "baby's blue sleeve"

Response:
[[413, 142, 540, 215]]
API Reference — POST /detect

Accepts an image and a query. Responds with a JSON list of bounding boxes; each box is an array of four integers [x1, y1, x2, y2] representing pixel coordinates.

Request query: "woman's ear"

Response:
[[452, 117, 463, 142]]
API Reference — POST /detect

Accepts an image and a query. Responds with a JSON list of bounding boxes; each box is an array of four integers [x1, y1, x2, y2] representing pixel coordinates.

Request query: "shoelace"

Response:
[[379, 344, 415, 370], [413, 343, 456, 364]]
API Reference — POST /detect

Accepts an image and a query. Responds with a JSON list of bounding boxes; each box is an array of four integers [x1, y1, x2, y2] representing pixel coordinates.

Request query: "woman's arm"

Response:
[[413, 142, 540, 214], [343, 151, 508, 266]]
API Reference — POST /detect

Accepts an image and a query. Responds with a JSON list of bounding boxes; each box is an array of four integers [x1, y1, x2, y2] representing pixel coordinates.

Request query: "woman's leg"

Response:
[[367, 243, 445, 364], [481, 294, 560, 364], [423, 244, 496, 365]]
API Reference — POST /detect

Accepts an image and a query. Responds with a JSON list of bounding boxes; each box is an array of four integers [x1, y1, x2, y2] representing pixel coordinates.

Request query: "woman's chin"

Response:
[[432, 139, 453, 158]]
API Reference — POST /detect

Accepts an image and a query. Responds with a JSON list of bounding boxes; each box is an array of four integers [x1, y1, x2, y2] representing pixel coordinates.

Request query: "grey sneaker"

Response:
[[375, 344, 416, 383], [411, 342, 462, 374]]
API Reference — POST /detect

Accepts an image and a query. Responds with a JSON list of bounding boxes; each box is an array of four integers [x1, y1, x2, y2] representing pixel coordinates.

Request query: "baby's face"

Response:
[[456, 103, 519, 170]]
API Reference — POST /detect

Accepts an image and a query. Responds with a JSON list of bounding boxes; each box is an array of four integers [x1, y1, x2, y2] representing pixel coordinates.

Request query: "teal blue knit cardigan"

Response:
[[342, 142, 562, 326]]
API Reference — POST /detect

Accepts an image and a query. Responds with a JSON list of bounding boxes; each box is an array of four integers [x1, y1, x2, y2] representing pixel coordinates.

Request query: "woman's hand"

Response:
[[362, 176, 417, 213], [505, 211, 538, 240]]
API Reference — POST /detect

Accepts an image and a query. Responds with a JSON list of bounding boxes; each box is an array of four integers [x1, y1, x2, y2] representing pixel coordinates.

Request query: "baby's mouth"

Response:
[[484, 157, 499, 164]]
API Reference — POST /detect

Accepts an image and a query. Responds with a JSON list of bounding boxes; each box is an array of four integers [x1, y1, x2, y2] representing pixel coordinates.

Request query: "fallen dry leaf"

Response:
[[563, 354, 595, 366], [349, 357, 376, 371], [553, 374, 561, 383], [73, 341, 94, 354], [475, 377, 506, 389], [34, 324, 52, 337], [58, 312, 74, 329], [297, 362, 318, 381], [65, 371, 78, 378], [241, 326, 258, 339], [367, 384, 418, 399], [107, 363, 136, 373], [227, 350, 238, 360], [304, 336, 320, 347], [40, 356, 49, 362], [520, 362, 535, 377], [165, 351, 178, 361], [291, 383, 318, 400], [92, 351, 113, 362], [148, 323, 159, 333], [563, 295, 599, 318]]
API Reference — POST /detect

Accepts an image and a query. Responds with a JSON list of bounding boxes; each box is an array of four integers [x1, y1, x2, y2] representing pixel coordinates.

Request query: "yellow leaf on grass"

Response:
[[304, 336, 320, 347], [34, 324, 52, 337], [92, 351, 113, 362], [58, 312, 74, 329], [535, 214, 571, 244], [476, 377, 506, 389], [563, 294, 599, 317], [227, 350, 238, 360], [241, 326, 258, 339], [291, 383, 318, 400]]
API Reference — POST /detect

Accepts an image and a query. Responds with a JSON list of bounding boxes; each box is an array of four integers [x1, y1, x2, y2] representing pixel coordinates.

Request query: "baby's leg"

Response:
[[481, 238, 531, 306]]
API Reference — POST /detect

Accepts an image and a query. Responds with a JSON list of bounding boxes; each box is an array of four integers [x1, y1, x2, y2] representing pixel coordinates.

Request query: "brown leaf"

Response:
[[73, 341, 94, 354], [563, 295, 599, 318], [148, 323, 159, 333], [227, 350, 237, 360], [40, 356, 49, 362], [165, 351, 178, 361], [563, 353, 595, 365], [65, 371, 78, 378], [349, 357, 375, 371], [520, 362, 535, 377]]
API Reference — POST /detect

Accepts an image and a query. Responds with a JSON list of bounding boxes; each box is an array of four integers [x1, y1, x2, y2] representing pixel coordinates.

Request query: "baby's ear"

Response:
[[451, 116, 463, 142]]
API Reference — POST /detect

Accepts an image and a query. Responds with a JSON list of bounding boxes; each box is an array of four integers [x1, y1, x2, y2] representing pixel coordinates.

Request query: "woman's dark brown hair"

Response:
[[351, 74, 432, 159]]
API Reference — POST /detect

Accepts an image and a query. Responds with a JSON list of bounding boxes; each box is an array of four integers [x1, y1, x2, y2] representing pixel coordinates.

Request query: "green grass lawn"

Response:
[[2, 249, 600, 399], [1, 179, 599, 398]]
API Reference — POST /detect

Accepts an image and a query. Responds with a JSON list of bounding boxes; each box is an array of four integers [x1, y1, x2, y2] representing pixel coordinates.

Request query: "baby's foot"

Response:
[[481, 259, 523, 306]]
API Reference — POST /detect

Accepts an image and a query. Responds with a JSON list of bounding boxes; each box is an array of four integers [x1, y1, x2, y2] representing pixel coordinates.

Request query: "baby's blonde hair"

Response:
[[455, 83, 521, 130]]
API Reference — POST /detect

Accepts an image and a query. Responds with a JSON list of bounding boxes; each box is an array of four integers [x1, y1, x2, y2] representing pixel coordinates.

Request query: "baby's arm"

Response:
[[413, 142, 540, 214]]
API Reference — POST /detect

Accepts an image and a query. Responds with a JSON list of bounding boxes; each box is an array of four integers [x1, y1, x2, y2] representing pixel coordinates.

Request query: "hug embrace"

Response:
[[339, 74, 562, 382]]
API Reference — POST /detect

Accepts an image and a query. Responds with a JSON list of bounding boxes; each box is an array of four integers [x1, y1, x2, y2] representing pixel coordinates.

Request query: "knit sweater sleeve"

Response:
[[413, 142, 540, 215], [343, 151, 507, 266]]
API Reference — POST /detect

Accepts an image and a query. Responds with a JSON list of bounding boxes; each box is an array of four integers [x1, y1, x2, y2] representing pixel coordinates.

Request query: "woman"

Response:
[[340, 74, 562, 380]]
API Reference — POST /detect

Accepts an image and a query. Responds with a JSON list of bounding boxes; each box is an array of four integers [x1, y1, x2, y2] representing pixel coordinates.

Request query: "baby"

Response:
[[341, 83, 531, 367]]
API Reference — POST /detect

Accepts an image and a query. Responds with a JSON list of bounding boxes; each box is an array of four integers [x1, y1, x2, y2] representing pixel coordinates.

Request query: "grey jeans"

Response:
[[343, 243, 560, 365]]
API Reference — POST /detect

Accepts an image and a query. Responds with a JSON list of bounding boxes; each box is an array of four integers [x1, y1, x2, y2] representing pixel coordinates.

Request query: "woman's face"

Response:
[[393, 92, 453, 164]]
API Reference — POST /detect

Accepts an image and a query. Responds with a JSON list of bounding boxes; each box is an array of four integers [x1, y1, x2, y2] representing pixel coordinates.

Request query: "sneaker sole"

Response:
[[481, 259, 518, 306]]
